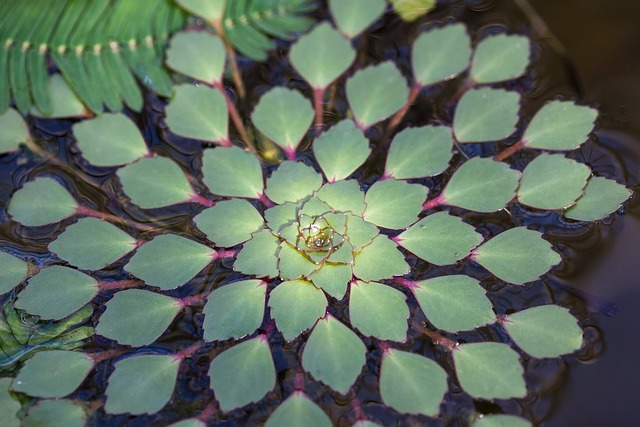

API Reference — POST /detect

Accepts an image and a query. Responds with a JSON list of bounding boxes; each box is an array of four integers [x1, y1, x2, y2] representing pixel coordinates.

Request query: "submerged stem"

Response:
[[386, 83, 422, 137], [214, 82, 257, 156], [75, 206, 154, 232], [211, 20, 245, 99], [98, 279, 143, 292], [494, 139, 526, 161], [313, 87, 325, 133]]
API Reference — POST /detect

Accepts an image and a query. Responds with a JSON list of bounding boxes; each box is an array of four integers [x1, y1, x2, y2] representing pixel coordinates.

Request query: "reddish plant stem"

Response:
[[393, 277, 418, 291], [75, 206, 154, 232], [98, 279, 143, 292], [294, 371, 305, 392], [494, 139, 526, 161], [214, 249, 237, 260], [176, 341, 203, 361], [422, 327, 457, 350], [198, 402, 219, 422], [211, 20, 245, 99], [91, 348, 127, 364], [190, 193, 215, 207], [258, 192, 275, 208], [284, 146, 297, 161], [386, 83, 422, 137], [313, 87, 325, 133], [348, 390, 366, 421], [213, 82, 256, 156], [180, 293, 207, 308], [422, 195, 445, 211]]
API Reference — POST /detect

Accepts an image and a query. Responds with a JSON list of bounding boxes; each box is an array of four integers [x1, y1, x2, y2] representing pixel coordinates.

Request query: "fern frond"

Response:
[[0, 0, 186, 115]]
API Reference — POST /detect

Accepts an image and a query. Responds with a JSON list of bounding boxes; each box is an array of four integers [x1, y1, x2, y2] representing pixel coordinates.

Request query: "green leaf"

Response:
[[202, 146, 264, 199], [233, 229, 280, 278], [12, 350, 93, 398], [8, 177, 77, 226], [125, 234, 215, 290], [165, 84, 229, 143], [265, 161, 323, 204], [166, 31, 225, 83], [175, 0, 226, 23], [0, 252, 28, 295], [353, 235, 409, 282], [15, 266, 99, 320], [354, 422, 383, 427], [302, 315, 366, 394], [168, 419, 207, 427], [471, 34, 531, 84], [474, 414, 532, 427], [30, 74, 86, 119], [564, 176, 632, 221], [265, 202, 298, 233], [72, 113, 149, 167], [412, 275, 495, 332], [453, 342, 526, 400], [350, 281, 408, 342], [523, 101, 598, 150], [412, 23, 471, 86], [453, 88, 520, 143], [380, 349, 448, 416], [344, 214, 379, 250], [105, 354, 180, 415], [194, 199, 264, 247], [209, 336, 275, 411], [390, 0, 436, 22], [329, 0, 386, 38], [277, 242, 320, 280], [346, 61, 409, 129], [23, 400, 86, 427], [395, 212, 482, 265], [265, 392, 332, 427], [0, 378, 20, 427], [503, 305, 583, 358], [251, 87, 314, 156], [313, 120, 370, 182], [269, 279, 327, 341], [385, 125, 453, 179], [49, 217, 136, 270], [363, 178, 426, 229], [472, 227, 561, 285], [440, 157, 521, 212], [0, 108, 28, 154], [308, 263, 353, 299], [316, 180, 366, 215], [517, 154, 591, 209], [203, 280, 266, 341], [96, 290, 182, 346], [290, 23, 356, 89], [117, 157, 195, 209]]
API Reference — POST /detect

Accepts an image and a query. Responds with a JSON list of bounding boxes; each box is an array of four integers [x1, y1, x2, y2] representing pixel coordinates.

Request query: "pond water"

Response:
[[1, 0, 638, 426]]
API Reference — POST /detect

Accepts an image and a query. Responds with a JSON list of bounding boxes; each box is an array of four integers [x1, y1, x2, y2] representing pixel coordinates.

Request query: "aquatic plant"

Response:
[[0, 1, 633, 426]]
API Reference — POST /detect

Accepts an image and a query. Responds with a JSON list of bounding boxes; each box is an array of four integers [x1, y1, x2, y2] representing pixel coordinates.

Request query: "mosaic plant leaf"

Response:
[[0, 108, 28, 154], [454, 88, 520, 143], [0, 378, 20, 427], [8, 177, 78, 226], [328, 0, 386, 38], [471, 34, 531, 84], [265, 392, 332, 427], [522, 101, 598, 150], [385, 125, 453, 179], [175, 0, 225, 23], [363, 178, 426, 229], [72, 113, 149, 167], [390, 0, 436, 22], [265, 161, 322, 204], [349, 280, 409, 342], [268, 279, 327, 341], [0, 252, 28, 295], [29, 74, 86, 119], [202, 146, 264, 199], [352, 235, 410, 282], [313, 120, 370, 182], [412, 23, 471, 86], [166, 31, 226, 83], [194, 199, 264, 247], [233, 229, 280, 278], [22, 400, 86, 427], [564, 176, 632, 221], [316, 180, 366, 215]]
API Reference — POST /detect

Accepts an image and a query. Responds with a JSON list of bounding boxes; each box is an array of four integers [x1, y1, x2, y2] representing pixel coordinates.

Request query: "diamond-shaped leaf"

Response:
[[203, 280, 266, 341], [251, 87, 313, 156], [30, 74, 87, 119], [0, 378, 20, 427], [350, 281, 408, 342], [353, 235, 409, 282], [265, 161, 323, 204], [264, 202, 298, 233], [278, 242, 320, 280], [209, 337, 276, 411], [344, 214, 379, 250], [72, 113, 149, 167], [517, 154, 591, 209], [472, 227, 561, 285], [412, 23, 471, 86], [302, 315, 366, 394], [0, 108, 29, 154], [265, 392, 332, 427], [363, 178, 426, 229], [166, 31, 225, 83], [202, 146, 264, 199], [471, 34, 531, 84], [308, 263, 353, 299], [12, 350, 93, 398], [440, 157, 521, 212], [23, 400, 86, 427], [125, 234, 215, 290], [96, 290, 183, 346], [0, 252, 28, 295], [269, 279, 327, 341], [503, 305, 583, 358], [290, 23, 356, 89], [380, 349, 448, 416], [105, 355, 180, 415], [390, 0, 436, 22], [329, 0, 386, 38], [313, 120, 370, 182], [165, 85, 229, 143], [346, 62, 409, 129], [454, 88, 520, 143], [395, 212, 483, 265], [523, 101, 598, 150], [453, 342, 526, 400], [385, 125, 453, 179], [117, 157, 195, 209], [15, 266, 99, 320], [316, 180, 366, 215], [233, 229, 280, 278], [49, 217, 136, 270], [412, 275, 495, 332], [564, 176, 632, 221], [8, 177, 78, 226], [194, 199, 264, 247]]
